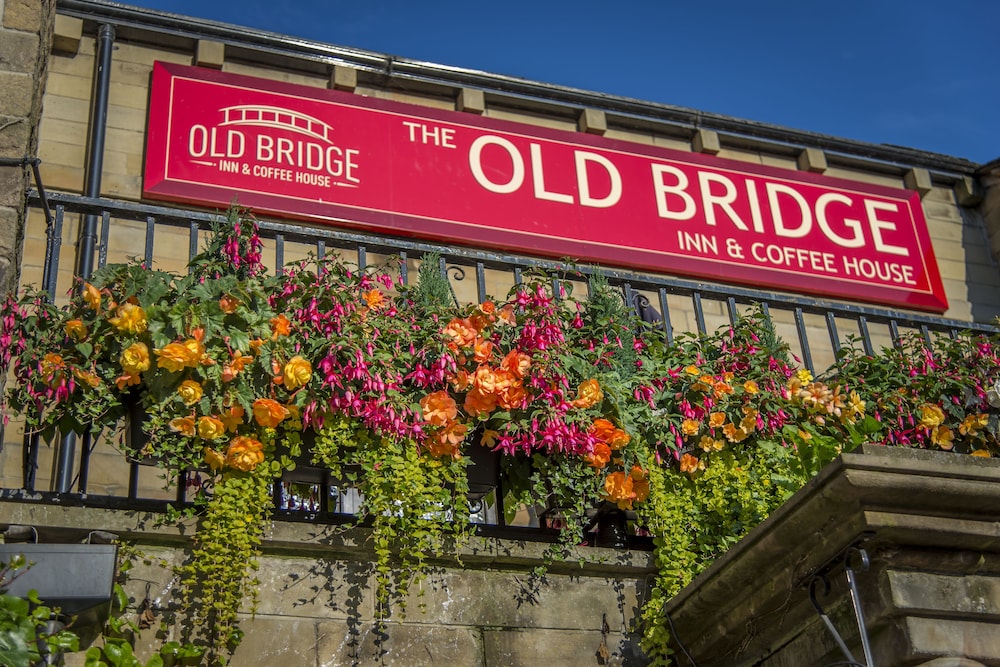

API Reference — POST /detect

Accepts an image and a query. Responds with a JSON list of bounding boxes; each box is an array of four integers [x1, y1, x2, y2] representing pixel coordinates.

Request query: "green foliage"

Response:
[[412, 252, 454, 312], [0, 555, 80, 666]]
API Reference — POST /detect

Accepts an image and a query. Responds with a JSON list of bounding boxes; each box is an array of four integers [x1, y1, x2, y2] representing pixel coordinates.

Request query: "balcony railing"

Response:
[[3, 191, 996, 543]]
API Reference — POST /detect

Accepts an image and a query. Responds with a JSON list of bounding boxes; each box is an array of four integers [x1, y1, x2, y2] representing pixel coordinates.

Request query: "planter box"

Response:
[[0, 543, 117, 631]]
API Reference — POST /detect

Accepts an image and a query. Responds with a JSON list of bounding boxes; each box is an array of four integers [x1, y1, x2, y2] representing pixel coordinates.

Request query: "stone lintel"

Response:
[[329, 64, 357, 92], [797, 147, 827, 173], [194, 39, 225, 69], [577, 108, 606, 135], [456, 87, 485, 114], [904, 167, 933, 197]]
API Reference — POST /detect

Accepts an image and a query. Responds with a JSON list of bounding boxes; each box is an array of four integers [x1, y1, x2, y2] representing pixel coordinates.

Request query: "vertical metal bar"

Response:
[[316, 239, 326, 259], [319, 482, 330, 513], [513, 266, 523, 286], [475, 262, 486, 303], [888, 320, 901, 348], [794, 307, 814, 374], [357, 245, 366, 269], [725, 297, 738, 326], [692, 292, 707, 335], [176, 472, 187, 504], [551, 275, 562, 300], [272, 481, 284, 511], [920, 325, 932, 347], [188, 220, 199, 262], [144, 216, 155, 268], [77, 432, 92, 493], [97, 211, 111, 269], [398, 251, 408, 285], [127, 462, 140, 500], [858, 317, 874, 356], [22, 433, 38, 492], [657, 288, 673, 343], [845, 550, 876, 667], [43, 206, 65, 299], [760, 301, 771, 319], [623, 282, 636, 317], [826, 312, 841, 357], [274, 233, 285, 276], [53, 432, 76, 493]]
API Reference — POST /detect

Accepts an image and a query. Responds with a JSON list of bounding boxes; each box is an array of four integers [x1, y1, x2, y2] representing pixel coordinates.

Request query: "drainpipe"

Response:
[[53, 23, 115, 494]]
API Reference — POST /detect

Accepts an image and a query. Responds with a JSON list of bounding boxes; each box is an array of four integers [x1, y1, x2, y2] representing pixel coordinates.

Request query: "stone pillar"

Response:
[[0, 0, 55, 295]]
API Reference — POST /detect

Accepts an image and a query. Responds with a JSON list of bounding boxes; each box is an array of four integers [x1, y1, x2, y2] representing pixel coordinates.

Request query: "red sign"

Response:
[[144, 62, 948, 312]]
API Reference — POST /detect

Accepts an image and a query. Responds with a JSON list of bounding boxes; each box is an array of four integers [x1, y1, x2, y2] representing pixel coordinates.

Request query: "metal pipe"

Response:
[[55, 22, 116, 494]]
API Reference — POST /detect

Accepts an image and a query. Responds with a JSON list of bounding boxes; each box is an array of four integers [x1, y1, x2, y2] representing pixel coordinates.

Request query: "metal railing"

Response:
[[5, 191, 997, 542]]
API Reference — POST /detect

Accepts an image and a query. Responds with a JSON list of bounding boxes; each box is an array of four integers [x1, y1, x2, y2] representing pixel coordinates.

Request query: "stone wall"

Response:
[[0, 0, 55, 295], [0, 500, 655, 666]]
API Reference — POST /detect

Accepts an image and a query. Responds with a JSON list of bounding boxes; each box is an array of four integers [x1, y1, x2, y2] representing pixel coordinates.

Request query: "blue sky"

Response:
[[130, 1, 999, 164]]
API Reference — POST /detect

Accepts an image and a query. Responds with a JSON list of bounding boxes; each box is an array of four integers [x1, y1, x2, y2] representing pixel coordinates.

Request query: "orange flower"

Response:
[[420, 390, 457, 426], [570, 379, 603, 409], [471, 366, 502, 395], [698, 435, 724, 452], [64, 319, 87, 341], [109, 302, 148, 334], [679, 453, 704, 474], [177, 380, 203, 406], [500, 350, 531, 378], [630, 466, 649, 503], [429, 421, 467, 458], [219, 294, 239, 314], [222, 350, 254, 383], [497, 304, 517, 326], [204, 447, 225, 471], [722, 422, 750, 443], [115, 373, 141, 390], [82, 282, 102, 311], [591, 418, 617, 444], [72, 368, 101, 388], [362, 289, 386, 311], [918, 403, 945, 429], [197, 415, 227, 440], [684, 365, 701, 376], [971, 449, 992, 458], [708, 412, 726, 428], [473, 338, 494, 364], [450, 368, 471, 392], [442, 317, 478, 349], [497, 382, 527, 410], [226, 436, 265, 471], [120, 342, 151, 376], [931, 425, 954, 450], [220, 405, 245, 432], [270, 314, 292, 338], [464, 387, 497, 417], [283, 355, 313, 390], [169, 416, 196, 437], [743, 380, 759, 394], [607, 428, 631, 450], [253, 398, 289, 428], [681, 419, 701, 437], [585, 442, 612, 469], [960, 413, 988, 436]]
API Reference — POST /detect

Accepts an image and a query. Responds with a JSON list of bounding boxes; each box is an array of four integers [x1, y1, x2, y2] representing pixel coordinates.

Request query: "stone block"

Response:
[[483, 628, 642, 667], [906, 617, 1000, 663], [2, 0, 43, 32], [578, 107, 606, 135], [456, 87, 485, 114], [888, 570, 1000, 616], [905, 167, 933, 197], [329, 64, 357, 92], [252, 554, 374, 621], [0, 163, 25, 208], [0, 27, 37, 73], [692, 128, 720, 155], [796, 147, 827, 173], [316, 621, 484, 667], [227, 616, 322, 665], [0, 69, 34, 116], [52, 14, 82, 56], [0, 116, 28, 155], [194, 39, 225, 69]]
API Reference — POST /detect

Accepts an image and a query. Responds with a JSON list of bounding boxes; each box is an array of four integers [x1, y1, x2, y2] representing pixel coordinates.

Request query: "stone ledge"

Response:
[[664, 445, 1000, 666]]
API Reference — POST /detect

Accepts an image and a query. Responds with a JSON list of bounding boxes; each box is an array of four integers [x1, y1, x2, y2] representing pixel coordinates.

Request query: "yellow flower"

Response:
[[220, 405, 245, 433], [684, 365, 700, 376], [971, 449, 992, 458], [796, 369, 813, 384], [708, 412, 726, 428], [177, 380, 203, 406], [226, 436, 265, 471], [204, 447, 226, 471], [252, 398, 289, 428], [120, 342, 151, 376], [64, 319, 87, 341], [698, 435, 724, 452], [156, 341, 201, 373], [570, 379, 603, 409], [959, 413, 988, 436], [82, 283, 102, 311], [930, 425, 954, 450], [743, 380, 759, 394], [282, 356, 312, 391], [197, 416, 227, 440], [108, 302, 148, 334], [917, 403, 945, 429]]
